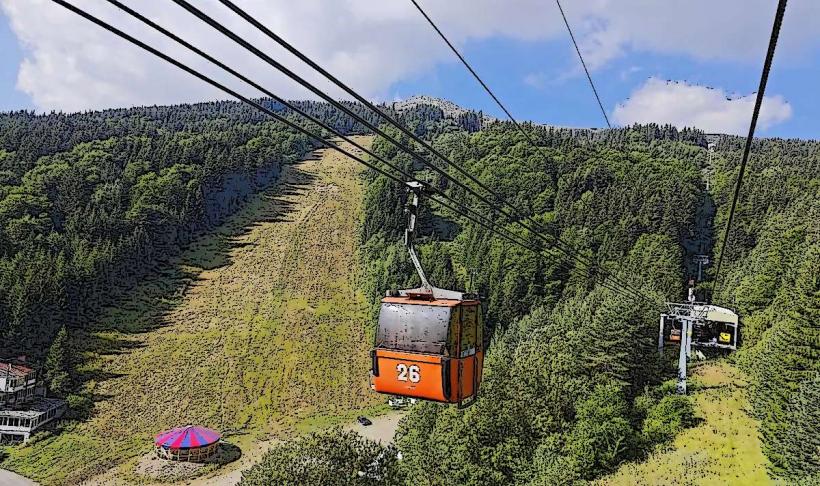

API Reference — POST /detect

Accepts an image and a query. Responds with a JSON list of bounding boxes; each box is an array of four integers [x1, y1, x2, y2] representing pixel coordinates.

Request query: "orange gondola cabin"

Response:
[[370, 182, 484, 407], [371, 289, 483, 406]]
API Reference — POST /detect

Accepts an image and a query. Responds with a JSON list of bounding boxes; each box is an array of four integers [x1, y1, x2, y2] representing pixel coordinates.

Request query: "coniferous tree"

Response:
[[44, 326, 71, 396]]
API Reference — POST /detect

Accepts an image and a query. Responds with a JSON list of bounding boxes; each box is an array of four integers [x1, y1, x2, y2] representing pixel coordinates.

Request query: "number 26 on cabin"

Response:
[[396, 363, 420, 383]]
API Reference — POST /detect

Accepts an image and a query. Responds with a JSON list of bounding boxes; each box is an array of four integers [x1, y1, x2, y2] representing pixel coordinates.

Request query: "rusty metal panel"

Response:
[[375, 303, 452, 355]]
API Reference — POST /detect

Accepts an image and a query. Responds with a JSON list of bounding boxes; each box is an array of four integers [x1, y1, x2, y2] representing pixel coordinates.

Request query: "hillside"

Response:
[[341, 122, 815, 484], [1, 94, 817, 485], [599, 362, 771, 485], [2, 137, 382, 484]]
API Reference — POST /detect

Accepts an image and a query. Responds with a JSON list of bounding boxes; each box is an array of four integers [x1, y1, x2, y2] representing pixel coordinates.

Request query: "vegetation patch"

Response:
[[2, 138, 382, 484], [599, 362, 770, 485]]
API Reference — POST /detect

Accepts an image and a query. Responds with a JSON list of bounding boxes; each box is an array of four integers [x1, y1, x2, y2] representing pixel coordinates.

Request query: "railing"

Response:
[[665, 302, 708, 320], [0, 423, 34, 433]]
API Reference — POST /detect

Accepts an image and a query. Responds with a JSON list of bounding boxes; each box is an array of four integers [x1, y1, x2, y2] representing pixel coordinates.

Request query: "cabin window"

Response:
[[477, 305, 484, 350], [375, 303, 452, 355], [459, 305, 479, 357]]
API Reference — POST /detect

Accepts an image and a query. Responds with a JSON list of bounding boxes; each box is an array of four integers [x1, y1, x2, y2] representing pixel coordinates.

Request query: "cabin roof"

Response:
[[693, 304, 739, 325], [381, 296, 479, 307], [0, 362, 34, 377]]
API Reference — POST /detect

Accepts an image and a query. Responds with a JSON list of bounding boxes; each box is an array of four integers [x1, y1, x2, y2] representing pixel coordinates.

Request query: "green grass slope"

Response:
[[599, 362, 773, 485], [1, 137, 382, 485]]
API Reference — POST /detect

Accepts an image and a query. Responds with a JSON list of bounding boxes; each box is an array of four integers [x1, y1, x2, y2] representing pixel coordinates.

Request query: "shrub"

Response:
[[240, 428, 402, 486], [562, 383, 636, 479], [65, 394, 94, 421], [641, 394, 694, 446]]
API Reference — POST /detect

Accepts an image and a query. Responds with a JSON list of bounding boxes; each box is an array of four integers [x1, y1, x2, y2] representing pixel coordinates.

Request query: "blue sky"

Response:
[[1, 1, 818, 139], [389, 37, 820, 139], [0, 10, 30, 111]]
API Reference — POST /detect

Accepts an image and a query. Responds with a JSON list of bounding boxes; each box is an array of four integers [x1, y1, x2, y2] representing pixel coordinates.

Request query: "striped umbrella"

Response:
[[154, 426, 221, 449]]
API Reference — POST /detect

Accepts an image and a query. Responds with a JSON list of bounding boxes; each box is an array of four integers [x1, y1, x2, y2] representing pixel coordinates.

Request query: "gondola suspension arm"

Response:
[[404, 182, 432, 293], [399, 182, 469, 301]]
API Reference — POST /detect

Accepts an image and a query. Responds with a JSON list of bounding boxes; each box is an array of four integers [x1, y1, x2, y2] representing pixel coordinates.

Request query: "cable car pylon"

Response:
[[660, 282, 739, 394]]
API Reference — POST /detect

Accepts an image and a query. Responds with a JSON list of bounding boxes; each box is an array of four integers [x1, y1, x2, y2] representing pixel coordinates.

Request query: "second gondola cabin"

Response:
[[371, 289, 483, 406]]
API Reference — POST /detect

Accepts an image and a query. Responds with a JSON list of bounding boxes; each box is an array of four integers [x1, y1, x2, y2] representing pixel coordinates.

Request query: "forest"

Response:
[[241, 116, 818, 484], [710, 134, 820, 481], [0, 101, 312, 364], [0, 97, 816, 484], [356, 122, 704, 484], [0, 98, 473, 360]]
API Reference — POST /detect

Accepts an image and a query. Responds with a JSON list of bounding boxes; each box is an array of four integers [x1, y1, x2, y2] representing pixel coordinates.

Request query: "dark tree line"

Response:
[[0, 99, 343, 360], [709, 135, 820, 482], [347, 122, 705, 484], [0, 97, 481, 373]]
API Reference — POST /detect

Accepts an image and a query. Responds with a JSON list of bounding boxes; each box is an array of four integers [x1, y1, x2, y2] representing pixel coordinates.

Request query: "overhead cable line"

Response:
[[554, 0, 611, 128], [408, 0, 552, 146], [48, 1, 402, 198], [207, 0, 656, 305], [409, 0, 653, 297], [52, 0, 642, 305], [712, 0, 787, 302], [102, 0, 425, 195], [102, 0, 612, 298], [179, 0, 659, 306]]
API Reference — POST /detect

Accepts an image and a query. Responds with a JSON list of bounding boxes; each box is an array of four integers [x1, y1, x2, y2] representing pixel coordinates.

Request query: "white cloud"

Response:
[[612, 78, 792, 134], [523, 72, 548, 89], [619, 66, 641, 81], [1, 0, 820, 112]]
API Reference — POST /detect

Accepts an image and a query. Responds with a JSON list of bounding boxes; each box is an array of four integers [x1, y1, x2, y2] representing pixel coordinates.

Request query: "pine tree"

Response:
[[44, 326, 71, 396], [782, 375, 820, 480]]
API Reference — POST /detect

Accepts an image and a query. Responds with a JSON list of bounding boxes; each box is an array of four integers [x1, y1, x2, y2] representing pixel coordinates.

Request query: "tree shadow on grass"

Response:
[[209, 442, 242, 465]]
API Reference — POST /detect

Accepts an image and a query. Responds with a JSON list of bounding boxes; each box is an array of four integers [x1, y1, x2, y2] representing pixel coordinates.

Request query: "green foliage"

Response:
[[640, 394, 695, 445], [708, 134, 820, 480], [563, 383, 635, 478], [360, 123, 708, 484], [779, 375, 820, 480], [0, 101, 329, 359], [65, 393, 94, 421], [239, 429, 403, 486], [44, 326, 71, 396]]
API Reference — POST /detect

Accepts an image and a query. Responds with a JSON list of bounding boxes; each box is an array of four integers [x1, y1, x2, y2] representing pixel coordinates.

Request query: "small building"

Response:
[[154, 425, 221, 462], [0, 361, 67, 443], [0, 362, 37, 407]]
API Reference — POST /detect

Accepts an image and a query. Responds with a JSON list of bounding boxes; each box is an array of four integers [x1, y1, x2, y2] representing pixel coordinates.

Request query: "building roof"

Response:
[[0, 398, 65, 418], [155, 426, 221, 449], [0, 362, 33, 377]]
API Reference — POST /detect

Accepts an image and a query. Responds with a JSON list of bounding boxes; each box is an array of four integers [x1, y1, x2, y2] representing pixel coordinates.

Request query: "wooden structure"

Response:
[[154, 425, 221, 462]]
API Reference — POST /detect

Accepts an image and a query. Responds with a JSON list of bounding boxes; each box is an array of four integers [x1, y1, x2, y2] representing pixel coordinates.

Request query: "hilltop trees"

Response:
[[0, 97, 479, 365], [0, 101, 326, 363]]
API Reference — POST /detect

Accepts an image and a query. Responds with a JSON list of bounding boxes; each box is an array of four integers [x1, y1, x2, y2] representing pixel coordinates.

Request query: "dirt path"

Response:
[[344, 411, 406, 446], [3, 137, 384, 485], [0, 469, 38, 486], [599, 362, 771, 485]]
